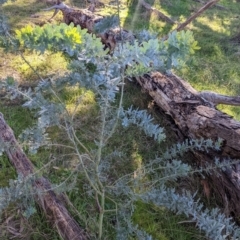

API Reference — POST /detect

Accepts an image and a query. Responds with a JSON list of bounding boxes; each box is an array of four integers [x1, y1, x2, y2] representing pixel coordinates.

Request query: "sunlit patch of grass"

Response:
[[61, 86, 97, 115], [3, 0, 47, 30], [2, 0, 73, 30], [0, 50, 21, 81], [10, 51, 67, 81], [217, 105, 240, 120], [196, 17, 231, 35]]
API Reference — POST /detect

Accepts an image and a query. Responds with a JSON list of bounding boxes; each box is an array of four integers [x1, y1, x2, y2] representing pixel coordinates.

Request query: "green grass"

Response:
[[1, 0, 240, 239], [0, 205, 61, 239], [132, 201, 206, 240], [10, 51, 68, 81]]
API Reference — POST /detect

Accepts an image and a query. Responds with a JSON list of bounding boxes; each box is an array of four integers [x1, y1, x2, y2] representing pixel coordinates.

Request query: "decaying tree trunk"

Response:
[[44, 1, 135, 53], [0, 113, 88, 240], [135, 73, 240, 157], [135, 72, 240, 219]]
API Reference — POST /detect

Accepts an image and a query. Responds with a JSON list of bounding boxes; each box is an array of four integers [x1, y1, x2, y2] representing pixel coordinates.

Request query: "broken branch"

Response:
[[176, 0, 220, 31], [140, 0, 175, 24]]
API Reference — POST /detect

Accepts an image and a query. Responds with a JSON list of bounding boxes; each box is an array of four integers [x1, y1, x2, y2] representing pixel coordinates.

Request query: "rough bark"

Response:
[[135, 72, 240, 157], [135, 72, 240, 220], [0, 113, 88, 240]]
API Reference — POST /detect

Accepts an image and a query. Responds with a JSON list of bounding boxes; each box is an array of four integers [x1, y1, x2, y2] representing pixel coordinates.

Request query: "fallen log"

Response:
[[44, 0, 220, 52], [135, 72, 240, 157], [44, 1, 135, 53], [0, 113, 88, 240], [135, 72, 240, 220]]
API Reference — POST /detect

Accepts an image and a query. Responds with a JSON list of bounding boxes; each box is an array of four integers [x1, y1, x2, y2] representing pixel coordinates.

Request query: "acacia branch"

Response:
[[0, 113, 88, 240]]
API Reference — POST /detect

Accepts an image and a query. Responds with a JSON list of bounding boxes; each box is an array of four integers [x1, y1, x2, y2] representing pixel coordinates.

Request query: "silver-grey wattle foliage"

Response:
[[94, 15, 120, 34], [138, 187, 240, 240], [0, 14, 8, 34], [120, 106, 166, 142], [0, 175, 36, 218], [1, 13, 240, 239]]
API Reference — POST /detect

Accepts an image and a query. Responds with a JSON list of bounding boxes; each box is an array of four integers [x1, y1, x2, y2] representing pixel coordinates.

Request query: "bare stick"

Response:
[[199, 91, 240, 106], [193, 0, 228, 10], [140, 0, 175, 24], [176, 0, 220, 31]]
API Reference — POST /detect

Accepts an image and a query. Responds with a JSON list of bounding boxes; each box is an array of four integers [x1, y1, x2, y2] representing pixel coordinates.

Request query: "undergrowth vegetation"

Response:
[[0, 0, 240, 239]]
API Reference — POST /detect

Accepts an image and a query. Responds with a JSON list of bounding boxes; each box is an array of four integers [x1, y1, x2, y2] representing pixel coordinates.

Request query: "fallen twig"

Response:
[[176, 0, 220, 31], [140, 0, 175, 24]]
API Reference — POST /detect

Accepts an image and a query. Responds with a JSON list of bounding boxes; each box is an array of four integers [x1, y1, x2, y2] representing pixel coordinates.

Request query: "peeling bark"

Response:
[[0, 113, 88, 240], [135, 72, 240, 157]]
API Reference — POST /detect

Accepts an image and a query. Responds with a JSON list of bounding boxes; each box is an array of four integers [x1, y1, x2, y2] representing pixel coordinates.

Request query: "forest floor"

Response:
[[0, 0, 240, 239]]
